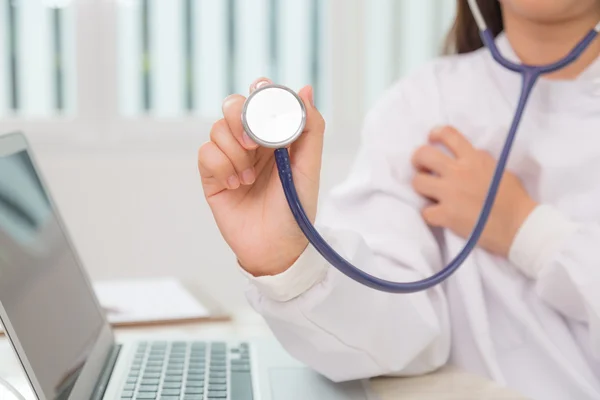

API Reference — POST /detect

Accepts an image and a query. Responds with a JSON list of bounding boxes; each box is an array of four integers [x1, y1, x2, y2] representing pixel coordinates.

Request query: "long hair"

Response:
[[445, 0, 504, 54]]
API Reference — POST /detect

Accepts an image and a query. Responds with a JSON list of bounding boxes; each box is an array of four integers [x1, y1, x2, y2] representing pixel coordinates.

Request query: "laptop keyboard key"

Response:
[[138, 385, 159, 392], [121, 391, 134, 398], [165, 370, 183, 376], [135, 393, 157, 399], [207, 391, 227, 399], [160, 389, 181, 396], [210, 360, 226, 367]]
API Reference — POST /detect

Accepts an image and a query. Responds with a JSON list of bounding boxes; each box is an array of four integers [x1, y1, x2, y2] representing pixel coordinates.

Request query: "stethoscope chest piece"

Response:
[[242, 84, 307, 148]]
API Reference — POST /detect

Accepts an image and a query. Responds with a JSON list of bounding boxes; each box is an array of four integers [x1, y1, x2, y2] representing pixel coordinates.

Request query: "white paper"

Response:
[[93, 277, 211, 324], [0, 277, 210, 334]]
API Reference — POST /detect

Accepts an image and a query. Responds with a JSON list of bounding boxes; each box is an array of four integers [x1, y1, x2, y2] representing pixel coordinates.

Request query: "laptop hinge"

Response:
[[90, 344, 122, 400]]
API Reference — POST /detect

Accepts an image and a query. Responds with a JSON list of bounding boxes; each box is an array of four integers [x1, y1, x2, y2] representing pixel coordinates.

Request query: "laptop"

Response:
[[0, 132, 373, 400]]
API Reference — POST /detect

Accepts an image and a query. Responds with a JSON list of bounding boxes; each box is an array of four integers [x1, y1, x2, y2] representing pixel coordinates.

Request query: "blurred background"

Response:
[[0, 0, 456, 312]]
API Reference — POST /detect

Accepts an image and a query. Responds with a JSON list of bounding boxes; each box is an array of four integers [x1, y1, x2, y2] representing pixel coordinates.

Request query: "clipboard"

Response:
[[100, 278, 231, 329]]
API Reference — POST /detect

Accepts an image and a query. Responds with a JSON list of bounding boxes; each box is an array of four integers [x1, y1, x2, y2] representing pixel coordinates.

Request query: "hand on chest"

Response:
[[408, 117, 600, 258], [462, 117, 600, 222]]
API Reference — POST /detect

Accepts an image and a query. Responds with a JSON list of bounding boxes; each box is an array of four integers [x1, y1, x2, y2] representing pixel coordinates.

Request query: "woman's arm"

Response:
[[509, 205, 600, 353], [243, 77, 453, 382]]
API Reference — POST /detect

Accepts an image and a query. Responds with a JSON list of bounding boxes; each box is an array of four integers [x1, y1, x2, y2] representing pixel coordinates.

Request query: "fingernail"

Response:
[[227, 175, 240, 189], [242, 132, 259, 149], [241, 168, 256, 185], [256, 80, 270, 89], [308, 86, 315, 107], [223, 94, 238, 107]]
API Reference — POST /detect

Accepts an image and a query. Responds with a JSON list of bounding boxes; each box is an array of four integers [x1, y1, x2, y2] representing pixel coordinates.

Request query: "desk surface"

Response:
[[0, 313, 529, 400]]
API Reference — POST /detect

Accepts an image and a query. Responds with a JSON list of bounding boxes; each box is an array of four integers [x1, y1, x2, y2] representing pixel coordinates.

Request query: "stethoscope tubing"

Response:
[[272, 22, 598, 293]]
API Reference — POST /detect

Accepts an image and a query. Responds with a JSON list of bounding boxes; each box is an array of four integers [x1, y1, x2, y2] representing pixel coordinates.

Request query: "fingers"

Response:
[[411, 145, 454, 175], [429, 126, 474, 158], [412, 172, 444, 201], [421, 204, 447, 227], [220, 78, 325, 184], [289, 85, 326, 180], [222, 77, 277, 151], [249, 77, 272, 93], [222, 94, 258, 150], [210, 119, 256, 185], [198, 141, 240, 190]]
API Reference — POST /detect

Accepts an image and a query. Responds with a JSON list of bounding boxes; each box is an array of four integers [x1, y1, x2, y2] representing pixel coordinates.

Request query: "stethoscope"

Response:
[[241, 0, 600, 294]]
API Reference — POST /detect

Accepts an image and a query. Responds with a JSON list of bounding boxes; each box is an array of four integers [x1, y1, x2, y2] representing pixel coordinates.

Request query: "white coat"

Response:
[[241, 34, 600, 400]]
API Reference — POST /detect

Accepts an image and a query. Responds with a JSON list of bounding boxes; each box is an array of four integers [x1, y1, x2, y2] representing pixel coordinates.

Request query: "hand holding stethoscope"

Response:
[[200, 0, 600, 293], [198, 80, 326, 277]]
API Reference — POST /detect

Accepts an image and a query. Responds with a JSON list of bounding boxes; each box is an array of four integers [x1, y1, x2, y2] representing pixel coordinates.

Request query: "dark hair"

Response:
[[444, 0, 504, 54]]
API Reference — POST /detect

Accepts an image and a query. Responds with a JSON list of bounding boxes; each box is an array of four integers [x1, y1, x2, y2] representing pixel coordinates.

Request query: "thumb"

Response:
[[290, 85, 325, 181]]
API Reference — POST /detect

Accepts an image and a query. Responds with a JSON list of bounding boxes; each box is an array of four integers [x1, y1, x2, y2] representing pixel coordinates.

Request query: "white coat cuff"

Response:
[[508, 204, 579, 279], [237, 239, 329, 302]]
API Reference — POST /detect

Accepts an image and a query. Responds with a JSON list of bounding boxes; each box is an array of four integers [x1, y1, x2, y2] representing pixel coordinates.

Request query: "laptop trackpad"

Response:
[[269, 368, 371, 400]]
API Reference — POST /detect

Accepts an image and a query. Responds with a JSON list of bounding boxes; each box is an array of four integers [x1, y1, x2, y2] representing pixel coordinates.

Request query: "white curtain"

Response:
[[0, 0, 456, 126], [116, 0, 324, 118], [0, 0, 75, 118], [365, 0, 456, 108]]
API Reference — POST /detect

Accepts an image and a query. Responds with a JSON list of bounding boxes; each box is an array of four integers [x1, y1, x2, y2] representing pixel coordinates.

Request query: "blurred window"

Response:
[[0, 0, 76, 117], [0, 0, 455, 137]]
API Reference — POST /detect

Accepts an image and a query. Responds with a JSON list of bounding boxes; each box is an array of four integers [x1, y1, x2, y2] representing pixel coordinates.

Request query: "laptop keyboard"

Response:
[[120, 341, 253, 400]]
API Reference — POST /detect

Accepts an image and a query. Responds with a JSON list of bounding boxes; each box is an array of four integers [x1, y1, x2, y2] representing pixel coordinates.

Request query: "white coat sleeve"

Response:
[[509, 204, 600, 354], [242, 74, 452, 382]]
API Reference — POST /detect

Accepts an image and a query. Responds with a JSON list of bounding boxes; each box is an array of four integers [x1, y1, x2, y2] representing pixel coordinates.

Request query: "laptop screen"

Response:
[[0, 148, 106, 399]]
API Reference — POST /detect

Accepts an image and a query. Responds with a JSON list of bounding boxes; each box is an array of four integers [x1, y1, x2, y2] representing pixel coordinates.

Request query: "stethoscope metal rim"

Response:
[[241, 84, 307, 149]]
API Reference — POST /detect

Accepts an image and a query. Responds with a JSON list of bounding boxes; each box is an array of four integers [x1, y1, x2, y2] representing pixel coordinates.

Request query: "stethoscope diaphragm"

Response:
[[241, 84, 307, 149]]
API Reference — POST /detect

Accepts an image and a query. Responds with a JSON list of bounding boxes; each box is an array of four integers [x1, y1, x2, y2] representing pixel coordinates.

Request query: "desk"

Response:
[[0, 312, 529, 400]]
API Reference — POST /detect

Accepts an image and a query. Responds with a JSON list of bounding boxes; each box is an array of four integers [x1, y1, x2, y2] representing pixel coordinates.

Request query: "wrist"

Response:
[[515, 196, 538, 234], [502, 196, 538, 257], [238, 239, 309, 277]]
